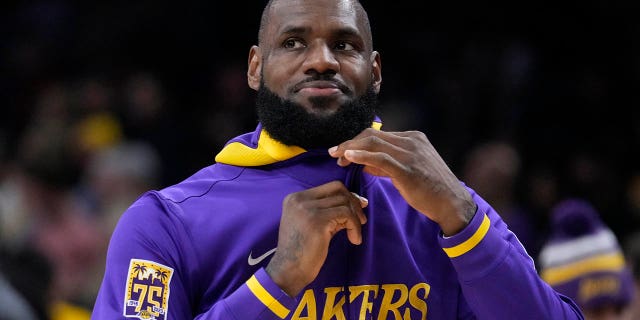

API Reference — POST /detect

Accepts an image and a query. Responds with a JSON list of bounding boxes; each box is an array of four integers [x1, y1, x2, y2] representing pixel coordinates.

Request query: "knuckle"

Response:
[[381, 153, 395, 165], [339, 204, 357, 217], [409, 130, 423, 136], [283, 192, 302, 207], [412, 130, 428, 142], [403, 131, 427, 149], [328, 180, 344, 188], [365, 135, 384, 148], [363, 127, 377, 135], [334, 193, 347, 203], [284, 192, 297, 202]]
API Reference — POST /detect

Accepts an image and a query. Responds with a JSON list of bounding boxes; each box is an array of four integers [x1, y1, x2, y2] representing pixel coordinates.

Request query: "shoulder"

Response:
[[156, 163, 245, 203], [116, 164, 244, 221]]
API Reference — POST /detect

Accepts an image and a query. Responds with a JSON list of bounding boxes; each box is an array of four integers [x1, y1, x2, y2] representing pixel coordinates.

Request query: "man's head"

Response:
[[538, 199, 635, 320], [247, 0, 382, 149]]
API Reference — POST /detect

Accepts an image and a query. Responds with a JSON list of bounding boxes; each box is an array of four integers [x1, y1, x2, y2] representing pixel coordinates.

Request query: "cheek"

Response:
[[346, 65, 373, 94], [262, 62, 296, 95]]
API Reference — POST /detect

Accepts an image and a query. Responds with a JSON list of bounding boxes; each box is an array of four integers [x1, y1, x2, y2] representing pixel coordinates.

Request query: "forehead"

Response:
[[266, 0, 364, 37]]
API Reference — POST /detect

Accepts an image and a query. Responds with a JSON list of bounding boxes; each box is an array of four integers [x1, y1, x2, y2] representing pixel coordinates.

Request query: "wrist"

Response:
[[265, 260, 306, 297], [439, 198, 477, 236]]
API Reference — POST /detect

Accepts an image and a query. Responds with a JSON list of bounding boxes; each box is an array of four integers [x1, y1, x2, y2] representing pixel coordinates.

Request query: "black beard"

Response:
[[255, 84, 377, 149]]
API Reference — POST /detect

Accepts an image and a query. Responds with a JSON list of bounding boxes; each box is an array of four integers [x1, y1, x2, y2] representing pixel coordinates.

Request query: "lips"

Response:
[[293, 80, 348, 93]]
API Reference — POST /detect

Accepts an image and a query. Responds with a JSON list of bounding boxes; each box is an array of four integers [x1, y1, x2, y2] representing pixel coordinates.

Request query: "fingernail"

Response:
[[328, 146, 338, 154], [351, 192, 369, 205]]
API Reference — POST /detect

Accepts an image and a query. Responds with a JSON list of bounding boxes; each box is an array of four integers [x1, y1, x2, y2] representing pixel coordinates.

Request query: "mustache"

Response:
[[291, 75, 351, 94]]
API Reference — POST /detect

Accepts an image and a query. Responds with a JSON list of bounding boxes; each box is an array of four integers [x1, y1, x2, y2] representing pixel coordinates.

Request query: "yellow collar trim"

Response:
[[215, 129, 306, 166], [215, 121, 382, 166]]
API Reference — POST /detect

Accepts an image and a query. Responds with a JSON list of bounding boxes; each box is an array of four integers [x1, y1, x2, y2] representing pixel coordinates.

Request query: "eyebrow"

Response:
[[280, 26, 308, 37], [279, 25, 363, 40]]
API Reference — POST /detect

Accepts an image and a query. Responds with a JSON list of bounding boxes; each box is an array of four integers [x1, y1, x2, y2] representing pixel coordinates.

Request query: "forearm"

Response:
[[440, 188, 584, 319]]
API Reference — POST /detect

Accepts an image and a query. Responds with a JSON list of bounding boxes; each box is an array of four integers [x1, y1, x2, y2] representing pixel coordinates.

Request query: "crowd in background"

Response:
[[1, 1, 640, 319]]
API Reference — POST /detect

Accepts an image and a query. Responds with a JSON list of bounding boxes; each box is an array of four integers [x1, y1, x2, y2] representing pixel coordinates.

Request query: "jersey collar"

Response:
[[215, 119, 382, 167]]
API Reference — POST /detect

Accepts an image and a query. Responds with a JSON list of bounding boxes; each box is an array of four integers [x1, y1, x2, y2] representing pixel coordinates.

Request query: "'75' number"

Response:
[[133, 284, 163, 315]]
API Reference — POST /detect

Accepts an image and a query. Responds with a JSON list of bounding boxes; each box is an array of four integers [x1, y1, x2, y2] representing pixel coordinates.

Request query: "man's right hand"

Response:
[[265, 180, 368, 297]]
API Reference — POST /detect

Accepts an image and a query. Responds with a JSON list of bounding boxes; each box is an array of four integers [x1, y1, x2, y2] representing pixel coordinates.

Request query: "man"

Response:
[[92, 0, 585, 319]]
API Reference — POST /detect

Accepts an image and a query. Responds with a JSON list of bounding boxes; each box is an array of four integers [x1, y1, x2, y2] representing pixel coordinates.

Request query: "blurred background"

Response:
[[1, 1, 639, 319]]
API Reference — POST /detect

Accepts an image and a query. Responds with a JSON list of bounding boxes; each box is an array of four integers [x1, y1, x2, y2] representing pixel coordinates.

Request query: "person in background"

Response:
[[621, 231, 640, 320], [538, 198, 635, 320], [0, 245, 48, 320], [92, 0, 584, 318], [461, 140, 541, 256]]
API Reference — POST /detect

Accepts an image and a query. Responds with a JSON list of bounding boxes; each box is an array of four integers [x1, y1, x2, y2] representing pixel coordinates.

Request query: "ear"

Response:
[[370, 51, 382, 94], [247, 45, 262, 91]]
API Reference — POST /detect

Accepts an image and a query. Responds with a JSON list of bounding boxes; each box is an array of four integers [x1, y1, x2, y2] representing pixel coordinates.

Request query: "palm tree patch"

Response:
[[124, 259, 174, 320]]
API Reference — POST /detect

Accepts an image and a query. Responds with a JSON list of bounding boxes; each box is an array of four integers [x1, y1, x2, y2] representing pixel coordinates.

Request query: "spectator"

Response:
[[538, 198, 635, 319], [0, 245, 52, 320], [621, 231, 640, 320], [461, 140, 540, 255]]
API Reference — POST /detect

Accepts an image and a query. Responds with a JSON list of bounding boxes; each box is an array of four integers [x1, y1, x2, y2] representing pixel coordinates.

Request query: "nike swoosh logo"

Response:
[[248, 248, 277, 266]]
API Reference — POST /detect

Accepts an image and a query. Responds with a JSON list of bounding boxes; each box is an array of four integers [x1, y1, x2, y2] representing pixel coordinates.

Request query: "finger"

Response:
[[312, 193, 367, 225], [331, 135, 408, 167], [329, 129, 414, 154], [343, 150, 406, 178], [307, 187, 358, 207], [327, 129, 376, 160], [351, 192, 368, 208], [328, 129, 423, 169], [297, 180, 348, 200], [345, 217, 363, 245], [324, 207, 364, 245], [319, 205, 365, 245], [351, 192, 368, 225]]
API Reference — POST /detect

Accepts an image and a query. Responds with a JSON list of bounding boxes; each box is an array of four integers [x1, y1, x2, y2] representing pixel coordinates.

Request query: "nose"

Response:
[[302, 41, 339, 75]]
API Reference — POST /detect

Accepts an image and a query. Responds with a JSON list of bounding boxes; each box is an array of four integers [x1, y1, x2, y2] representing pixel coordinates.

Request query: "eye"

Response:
[[335, 41, 355, 51], [283, 38, 305, 49]]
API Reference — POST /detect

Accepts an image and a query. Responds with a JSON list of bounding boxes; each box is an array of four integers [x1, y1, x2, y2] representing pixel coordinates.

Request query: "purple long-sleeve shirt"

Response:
[[92, 123, 584, 319]]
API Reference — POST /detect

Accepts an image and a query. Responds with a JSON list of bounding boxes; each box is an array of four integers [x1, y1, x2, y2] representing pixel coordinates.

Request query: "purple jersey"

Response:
[[92, 123, 584, 319]]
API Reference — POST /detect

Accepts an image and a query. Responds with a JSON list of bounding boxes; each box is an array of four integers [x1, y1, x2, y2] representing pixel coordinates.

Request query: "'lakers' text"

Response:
[[287, 283, 431, 320]]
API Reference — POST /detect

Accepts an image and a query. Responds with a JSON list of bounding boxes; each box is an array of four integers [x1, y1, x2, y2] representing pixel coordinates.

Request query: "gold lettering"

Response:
[[147, 286, 162, 316], [132, 284, 164, 316], [349, 285, 379, 319], [377, 284, 408, 320], [292, 289, 318, 320], [292, 283, 431, 320], [322, 287, 346, 320], [133, 284, 148, 313], [408, 283, 430, 320], [579, 276, 620, 302]]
